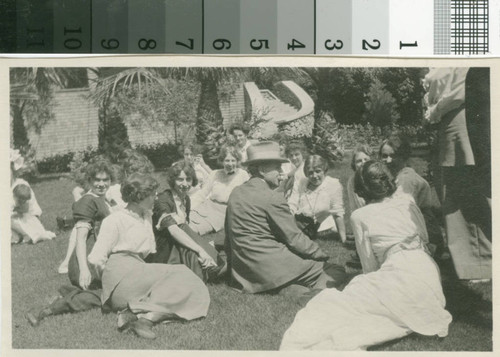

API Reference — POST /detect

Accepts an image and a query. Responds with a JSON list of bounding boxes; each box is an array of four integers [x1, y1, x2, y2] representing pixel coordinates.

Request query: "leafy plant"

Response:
[[363, 79, 400, 128]]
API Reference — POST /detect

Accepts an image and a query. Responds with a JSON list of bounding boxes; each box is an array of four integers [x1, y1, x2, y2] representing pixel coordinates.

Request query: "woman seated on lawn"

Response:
[[282, 139, 308, 199], [176, 142, 213, 195], [288, 155, 347, 242], [189, 145, 249, 236], [88, 173, 209, 340], [280, 160, 452, 351], [346, 144, 372, 213], [10, 149, 56, 244], [229, 123, 253, 163], [379, 133, 443, 255], [58, 162, 126, 274], [26, 160, 113, 326], [147, 161, 222, 282]]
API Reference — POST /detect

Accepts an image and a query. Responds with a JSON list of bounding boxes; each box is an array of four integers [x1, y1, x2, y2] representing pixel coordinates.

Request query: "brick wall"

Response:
[[29, 89, 99, 159], [27, 84, 247, 160]]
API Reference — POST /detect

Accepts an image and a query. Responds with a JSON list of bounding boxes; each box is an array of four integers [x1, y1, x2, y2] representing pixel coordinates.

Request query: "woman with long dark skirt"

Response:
[[26, 160, 113, 326], [148, 161, 222, 282]]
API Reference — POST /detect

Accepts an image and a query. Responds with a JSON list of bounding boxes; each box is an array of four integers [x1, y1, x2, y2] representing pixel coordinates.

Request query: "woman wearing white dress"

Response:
[[288, 155, 346, 242], [189, 146, 249, 236], [10, 149, 55, 244], [346, 144, 372, 214], [176, 143, 213, 195], [282, 139, 308, 199], [281, 161, 452, 351], [229, 123, 252, 163]]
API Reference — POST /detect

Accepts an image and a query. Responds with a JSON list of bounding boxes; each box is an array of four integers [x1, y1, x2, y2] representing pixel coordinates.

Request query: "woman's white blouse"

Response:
[[88, 209, 156, 273], [191, 168, 249, 208], [350, 197, 429, 274], [288, 176, 345, 221], [11, 178, 42, 216]]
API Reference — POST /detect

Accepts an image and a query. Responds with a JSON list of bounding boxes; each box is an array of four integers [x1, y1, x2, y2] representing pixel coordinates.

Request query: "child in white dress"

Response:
[[11, 180, 55, 244]]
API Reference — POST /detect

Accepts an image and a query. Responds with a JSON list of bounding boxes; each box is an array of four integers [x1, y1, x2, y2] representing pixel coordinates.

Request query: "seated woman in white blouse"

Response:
[[189, 146, 249, 236], [88, 173, 209, 340], [288, 155, 347, 242]]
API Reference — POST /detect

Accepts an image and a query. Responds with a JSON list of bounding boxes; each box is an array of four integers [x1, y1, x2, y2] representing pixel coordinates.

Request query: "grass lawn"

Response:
[[10, 157, 492, 350]]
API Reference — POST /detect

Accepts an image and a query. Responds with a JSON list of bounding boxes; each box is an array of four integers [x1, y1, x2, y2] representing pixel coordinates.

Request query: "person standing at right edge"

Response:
[[465, 67, 491, 234], [423, 67, 491, 281]]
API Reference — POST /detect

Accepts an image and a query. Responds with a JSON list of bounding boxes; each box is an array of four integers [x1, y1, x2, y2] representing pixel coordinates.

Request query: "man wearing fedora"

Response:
[[224, 141, 346, 294]]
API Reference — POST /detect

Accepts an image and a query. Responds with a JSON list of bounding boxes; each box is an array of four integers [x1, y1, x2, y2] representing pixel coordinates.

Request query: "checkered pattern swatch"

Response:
[[451, 0, 489, 54]]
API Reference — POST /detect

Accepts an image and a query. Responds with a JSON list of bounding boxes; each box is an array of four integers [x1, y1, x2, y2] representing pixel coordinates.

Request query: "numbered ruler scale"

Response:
[[12, 0, 481, 55]]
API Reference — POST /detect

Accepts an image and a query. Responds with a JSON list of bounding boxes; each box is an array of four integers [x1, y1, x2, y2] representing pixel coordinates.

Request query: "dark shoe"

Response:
[[56, 216, 75, 230], [205, 262, 227, 283], [117, 309, 138, 331], [130, 318, 156, 340], [25, 307, 52, 327]]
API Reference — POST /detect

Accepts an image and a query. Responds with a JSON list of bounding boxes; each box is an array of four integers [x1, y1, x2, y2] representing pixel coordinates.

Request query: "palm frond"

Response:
[[90, 67, 172, 105]]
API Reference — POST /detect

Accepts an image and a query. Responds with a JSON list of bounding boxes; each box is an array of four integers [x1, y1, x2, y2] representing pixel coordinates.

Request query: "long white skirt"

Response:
[[280, 249, 452, 351]]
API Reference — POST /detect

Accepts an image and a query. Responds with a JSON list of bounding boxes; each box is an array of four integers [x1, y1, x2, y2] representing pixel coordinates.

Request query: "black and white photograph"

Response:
[[1, 57, 495, 352]]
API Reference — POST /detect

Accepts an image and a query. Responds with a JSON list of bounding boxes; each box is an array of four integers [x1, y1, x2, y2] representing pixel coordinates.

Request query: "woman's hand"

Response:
[[79, 265, 92, 290], [197, 250, 217, 269]]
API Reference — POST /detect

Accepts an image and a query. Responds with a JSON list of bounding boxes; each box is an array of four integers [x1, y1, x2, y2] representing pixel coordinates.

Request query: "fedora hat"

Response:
[[243, 141, 289, 166]]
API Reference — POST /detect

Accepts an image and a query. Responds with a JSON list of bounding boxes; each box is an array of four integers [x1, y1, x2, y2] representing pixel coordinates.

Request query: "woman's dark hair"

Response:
[[286, 139, 308, 158], [378, 133, 412, 162], [229, 123, 250, 135], [13, 184, 31, 202], [120, 149, 155, 177], [166, 161, 198, 189], [351, 144, 373, 171], [303, 155, 329, 176], [179, 142, 204, 156], [354, 160, 397, 202], [218, 145, 242, 164], [85, 160, 114, 183], [121, 173, 159, 203]]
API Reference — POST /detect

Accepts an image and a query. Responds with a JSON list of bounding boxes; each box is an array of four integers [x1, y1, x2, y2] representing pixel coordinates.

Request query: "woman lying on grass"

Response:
[[88, 173, 210, 340], [281, 160, 452, 350]]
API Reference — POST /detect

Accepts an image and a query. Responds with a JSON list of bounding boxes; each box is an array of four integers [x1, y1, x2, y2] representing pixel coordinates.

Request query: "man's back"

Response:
[[225, 177, 326, 293]]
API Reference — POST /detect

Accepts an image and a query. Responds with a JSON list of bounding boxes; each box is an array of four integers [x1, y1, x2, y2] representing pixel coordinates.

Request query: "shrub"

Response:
[[335, 123, 433, 150], [363, 79, 400, 127], [308, 121, 345, 164], [134, 142, 181, 171], [37, 152, 74, 175]]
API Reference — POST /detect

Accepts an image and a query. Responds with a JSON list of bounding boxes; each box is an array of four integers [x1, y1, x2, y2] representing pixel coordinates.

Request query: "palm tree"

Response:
[[10, 68, 76, 149], [90, 67, 245, 145]]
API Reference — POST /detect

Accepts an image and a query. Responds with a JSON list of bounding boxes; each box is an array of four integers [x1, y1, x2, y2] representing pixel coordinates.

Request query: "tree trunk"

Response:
[[195, 75, 223, 144], [12, 102, 30, 148], [98, 99, 131, 162]]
